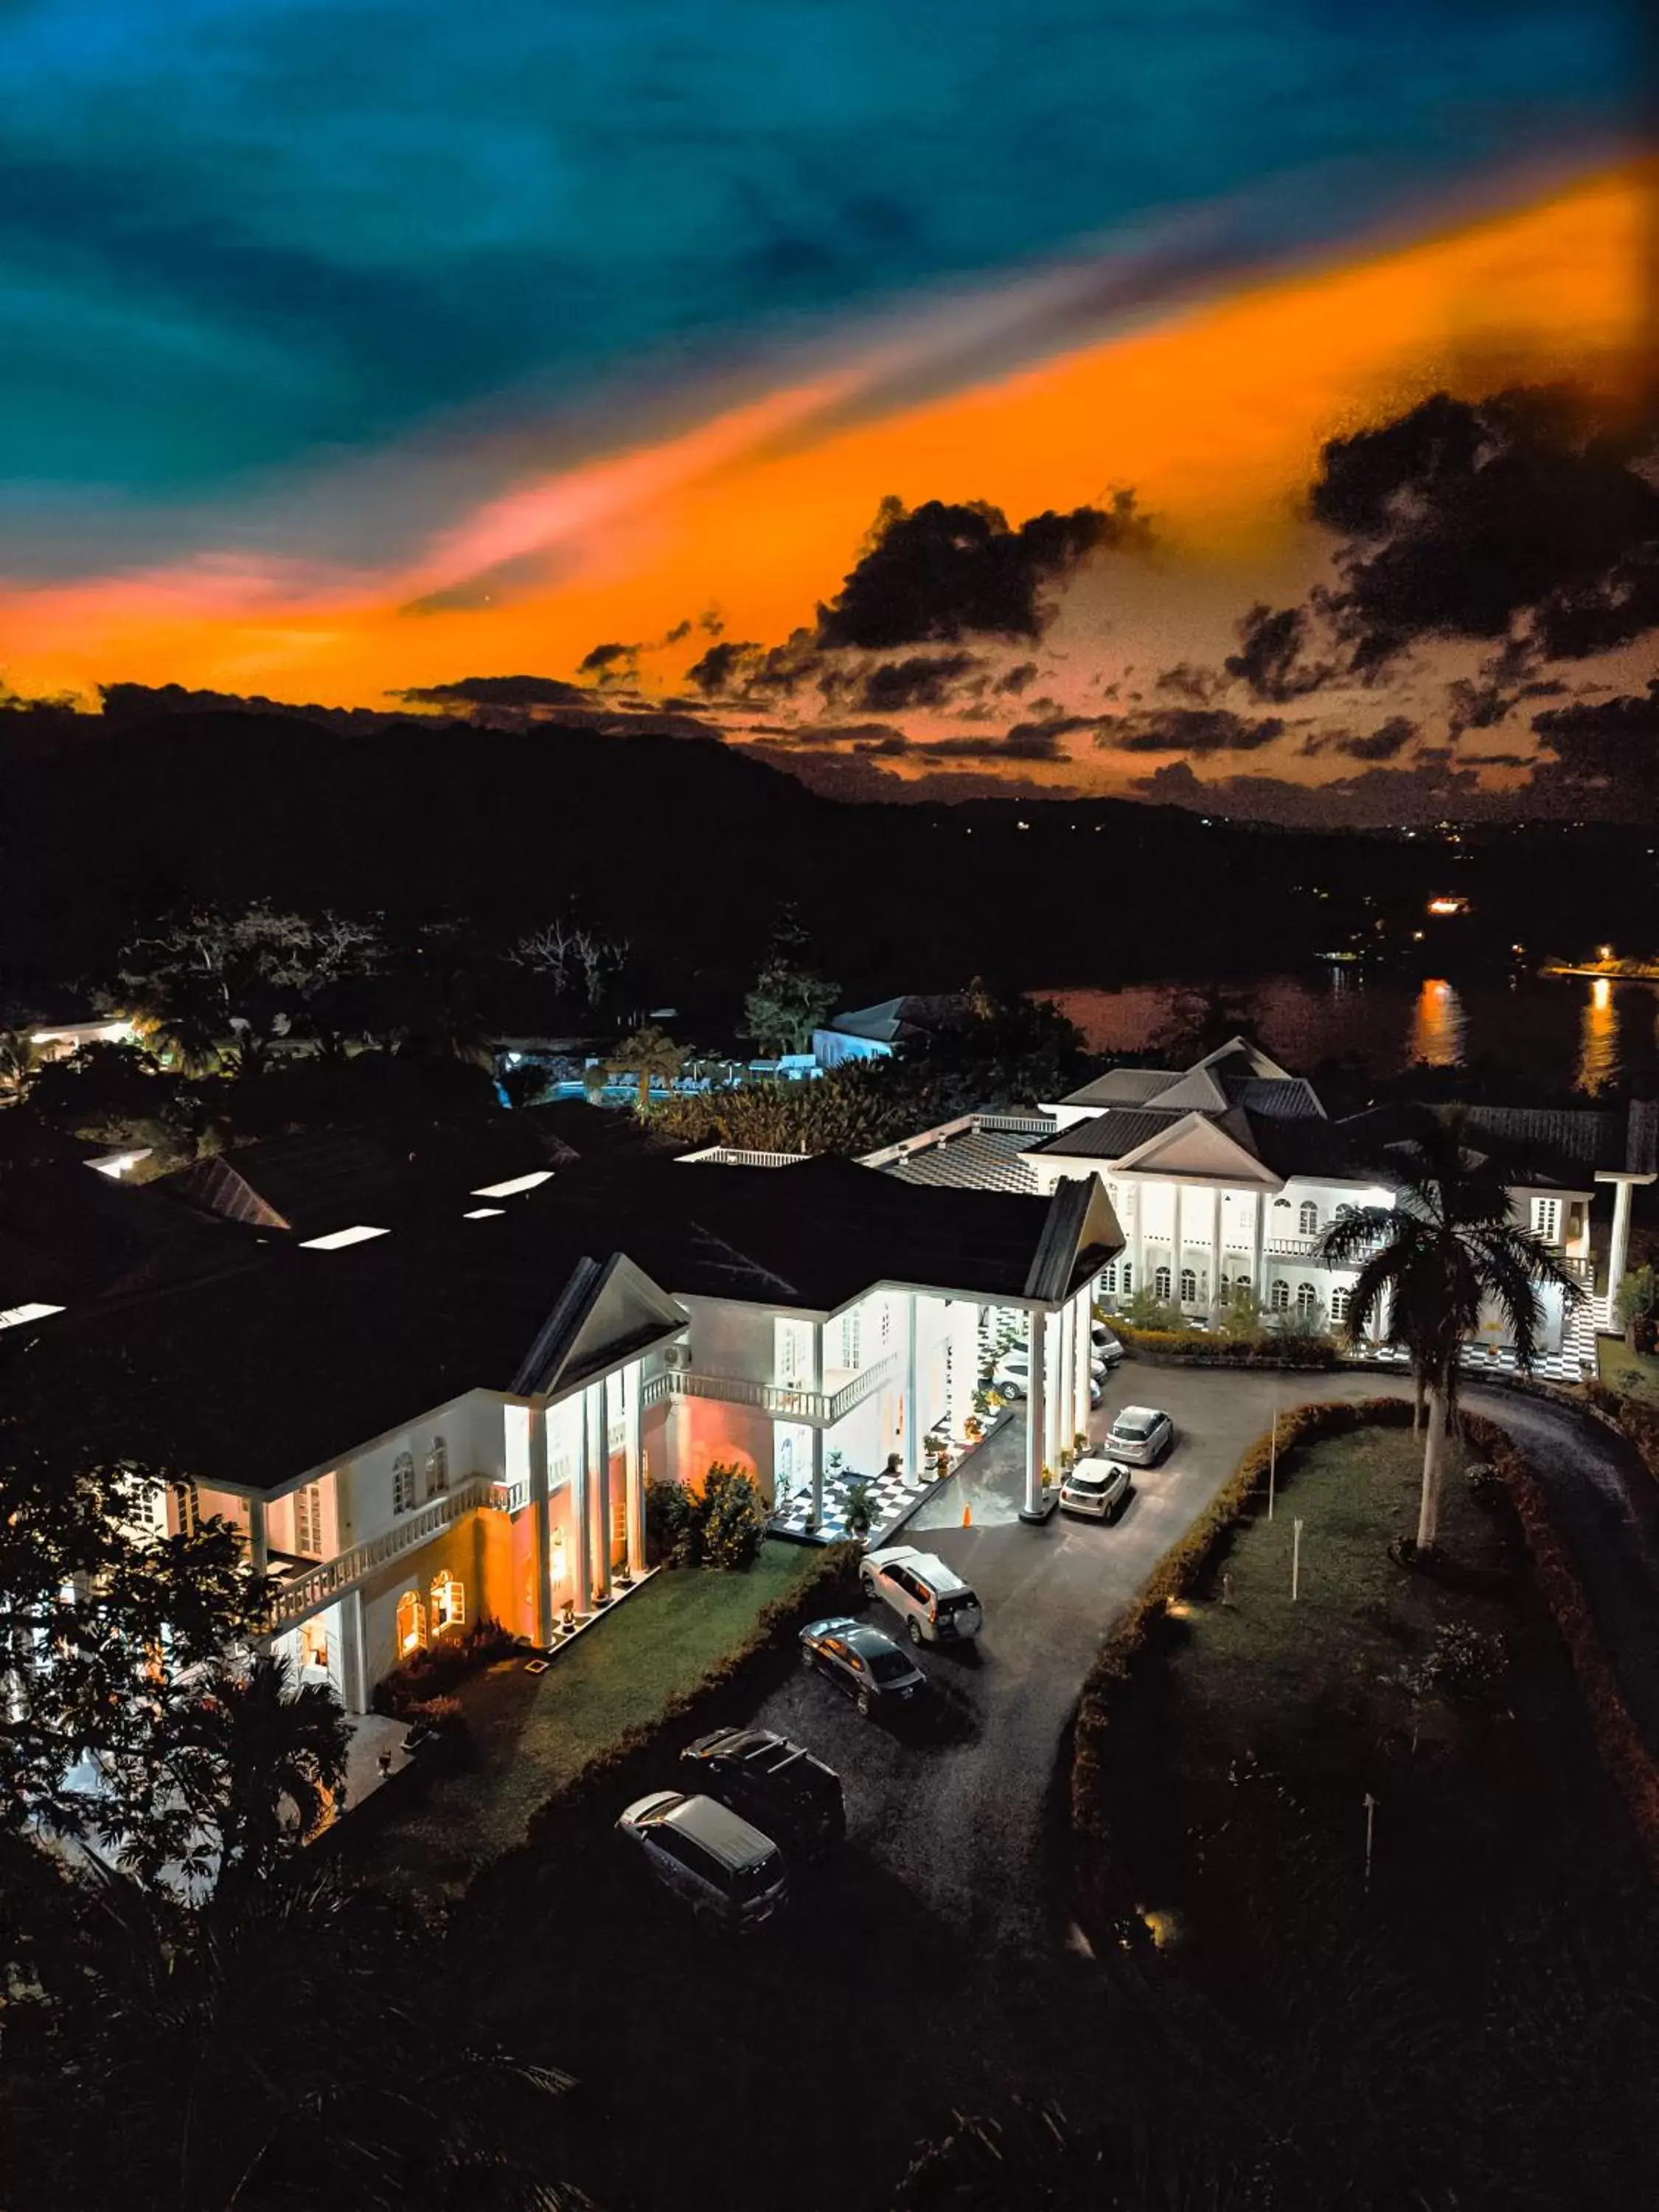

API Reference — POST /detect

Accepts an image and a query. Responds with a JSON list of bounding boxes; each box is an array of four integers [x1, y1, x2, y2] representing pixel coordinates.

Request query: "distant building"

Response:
[[812, 993, 969, 1068]]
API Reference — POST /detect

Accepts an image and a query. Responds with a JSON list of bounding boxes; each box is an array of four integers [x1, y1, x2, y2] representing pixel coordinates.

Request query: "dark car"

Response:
[[799, 1615, 927, 1716], [681, 1726, 845, 1856]]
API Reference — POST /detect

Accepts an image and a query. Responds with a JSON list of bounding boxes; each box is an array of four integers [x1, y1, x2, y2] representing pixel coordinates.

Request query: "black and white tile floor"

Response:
[[770, 1464, 927, 1547]]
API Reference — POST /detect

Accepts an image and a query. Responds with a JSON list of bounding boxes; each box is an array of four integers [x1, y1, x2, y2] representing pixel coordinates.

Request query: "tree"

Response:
[[743, 949, 838, 1057], [608, 1023, 686, 1112], [0, 1027, 43, 1101], [1150, 981, 1262, 1062], [509, 917, 627, 1008], [0, 1860, 590, 2212], [168, 1653, 350, 1887], [1318, 1115, 1582, 1551]]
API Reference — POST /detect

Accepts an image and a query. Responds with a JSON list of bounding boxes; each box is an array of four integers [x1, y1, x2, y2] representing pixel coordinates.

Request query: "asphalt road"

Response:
[[743, 1362, 1404, 1958]]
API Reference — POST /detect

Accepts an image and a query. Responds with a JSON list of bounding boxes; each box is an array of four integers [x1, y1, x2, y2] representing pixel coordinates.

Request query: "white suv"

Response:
[[860, 1545, 984, 1645]]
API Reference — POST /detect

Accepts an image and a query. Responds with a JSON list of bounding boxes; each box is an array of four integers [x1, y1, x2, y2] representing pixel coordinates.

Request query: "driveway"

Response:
[[743, 1362, 1402, 1958]]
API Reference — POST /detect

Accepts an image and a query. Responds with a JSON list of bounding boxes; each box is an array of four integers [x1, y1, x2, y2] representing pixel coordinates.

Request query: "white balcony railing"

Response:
[[641, 1352, 900, 1429], [267, 1478, 496, 1629]]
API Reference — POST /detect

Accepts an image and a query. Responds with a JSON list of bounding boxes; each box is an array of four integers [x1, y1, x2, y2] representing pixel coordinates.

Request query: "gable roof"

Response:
[[1026, 1108, 1183, 1163], [1109, 1110, 1283, 1187], [1054, 1065, 1181, 1110], [825, 994, 967, 1046]]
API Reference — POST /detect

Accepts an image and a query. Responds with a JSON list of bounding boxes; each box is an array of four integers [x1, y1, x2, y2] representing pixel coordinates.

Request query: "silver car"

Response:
[[617, 1790, 787, 1930], [860, 1545, 984, 1645], [1105, 1405, 1174, 1465], [1059, 1456, 1133, 1521]]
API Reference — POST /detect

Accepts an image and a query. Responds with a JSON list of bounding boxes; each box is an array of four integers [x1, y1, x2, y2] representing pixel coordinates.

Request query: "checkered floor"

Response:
[[771, 1464, 922, 1546], [1348, 1317, 1596, 1388]]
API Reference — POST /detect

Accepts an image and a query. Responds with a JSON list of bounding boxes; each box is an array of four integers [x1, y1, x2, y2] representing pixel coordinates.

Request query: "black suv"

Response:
[[679, 1728, 846, 1857]]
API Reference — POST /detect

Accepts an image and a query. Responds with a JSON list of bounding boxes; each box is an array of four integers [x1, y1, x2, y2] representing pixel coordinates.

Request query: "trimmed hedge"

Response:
[[1112, 1321, 1340, 1370], [1069, 1394, 1412, 1924], [501, 1540, 864, 1857], [1461, 1410, 1659, 1879], [1582, 1379, 1659, 1491]]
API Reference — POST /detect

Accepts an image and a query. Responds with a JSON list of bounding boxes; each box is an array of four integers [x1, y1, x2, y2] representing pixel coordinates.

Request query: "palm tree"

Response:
[[608, 1023, 686, 1113], [172, 1653, 352, 1888], [1319, 1113, 1582, 1552], [0, 1027, 43, 1101]]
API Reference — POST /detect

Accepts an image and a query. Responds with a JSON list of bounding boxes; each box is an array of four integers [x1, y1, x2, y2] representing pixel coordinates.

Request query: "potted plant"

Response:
[[843, 1478, 875, 1545], [560, 1598, 576, 1637], [772, 1475, 793, 1525]]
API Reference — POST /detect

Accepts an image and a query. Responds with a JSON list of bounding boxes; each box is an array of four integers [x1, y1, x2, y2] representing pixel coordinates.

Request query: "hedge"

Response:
[[1069, 1394, 1412, 1927], [1112, 1321, 1340, 1370], [477, 1540, 865, 1877], [1461, 1409, 1659, 1879], [1581, 1379, 1659, 1492]]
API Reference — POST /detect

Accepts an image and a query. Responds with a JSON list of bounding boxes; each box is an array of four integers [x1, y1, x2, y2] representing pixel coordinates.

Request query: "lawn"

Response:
[[1596, 1331, 1659, 1408], [364, 1540, 823, 1889]]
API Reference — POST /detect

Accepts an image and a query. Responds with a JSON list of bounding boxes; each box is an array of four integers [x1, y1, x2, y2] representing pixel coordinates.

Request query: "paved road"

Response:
[[745, 1362, 1402, 1958]]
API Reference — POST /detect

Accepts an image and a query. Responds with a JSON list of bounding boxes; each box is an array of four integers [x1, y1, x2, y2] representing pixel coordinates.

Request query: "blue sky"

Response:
[[0, 0, 1635, 524]]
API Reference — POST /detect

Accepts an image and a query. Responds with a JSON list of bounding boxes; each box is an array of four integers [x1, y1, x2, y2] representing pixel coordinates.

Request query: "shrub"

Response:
[[699, 1464, 768, 1570], [842, 1478, 875, 1542], [1121, 1287, 1184, 1332], [1464, 1459, 1503, 1509], [1400, 1621, 1509, 1705], [645, 1477, 698, 1566], [372, 1616, 518, 1716]]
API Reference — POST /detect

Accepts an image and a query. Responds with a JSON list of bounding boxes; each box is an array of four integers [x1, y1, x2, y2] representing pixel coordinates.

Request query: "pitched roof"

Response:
[[155, 1114, 577, 1239], [882, 1122, 1041, 1194], [1026, 1109, 1183, 1162], [1338, 1104, 1604, 1192], [0, 1157, 261, 1314], [826, 994, 967, 1045], [1055, 1066, 1180, 1110]]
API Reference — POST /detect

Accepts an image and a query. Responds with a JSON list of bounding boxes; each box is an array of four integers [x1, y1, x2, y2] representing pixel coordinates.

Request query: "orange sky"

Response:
[[3, 159, 1652, 717]]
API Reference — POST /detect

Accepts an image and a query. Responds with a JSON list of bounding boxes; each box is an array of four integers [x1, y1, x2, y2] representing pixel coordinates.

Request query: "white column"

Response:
[[568, 1397, 591, 1615], [903, 1291, 920, 1484], [341, 1587, 369, 1715], [248, 1496, 268, 1575], [1211, 1188, 1223, 1310], [585, 1383, 610, 1601], [809, 1425, 824, 1530], [623, 1363, 646, 1578], [1609, 1179, 1635, 1319], [1172, 1181, 1183, 1309], [1075, 1287, 1091, 1436], [1253, 1188, 1267, 1303], [527, 1405, 553, 1645], [1023, 1307, 1048, 1520]]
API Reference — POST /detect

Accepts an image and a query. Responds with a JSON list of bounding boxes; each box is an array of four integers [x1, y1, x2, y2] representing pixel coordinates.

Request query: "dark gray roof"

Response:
[[1027, 1110, 1182, 1162], [883, 1124, 1040, 1194], [1235, 1110, 1370, 1183], [1235, 1077, 1324, 1119]]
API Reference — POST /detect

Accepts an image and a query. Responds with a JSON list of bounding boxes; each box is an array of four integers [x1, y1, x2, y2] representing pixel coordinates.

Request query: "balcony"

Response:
[[641, 1352, 900, 1428], [266, 1477, 496, 1630]]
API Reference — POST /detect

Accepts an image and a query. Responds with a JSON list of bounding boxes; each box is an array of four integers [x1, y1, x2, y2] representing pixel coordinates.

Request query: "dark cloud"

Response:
[[1308, 386, 1659, 674], [1461, 750, 1530, 768], [996, 661, 1040, 696], [577, 640, 636, 681], [685, 639, 764, 695], [1130, 754, 1491, 829], [663, 618, 694, 645], [397, 673, 590, 708], [853, 651, 979, 712], [814, 491, 1150, 649], [1099, 706, 1287, 754], [1333, 714, 1417, 762], [1155, 661, 1223, 704], [1222, 602, 1336, 700], [1531, 680, 1659, 799]]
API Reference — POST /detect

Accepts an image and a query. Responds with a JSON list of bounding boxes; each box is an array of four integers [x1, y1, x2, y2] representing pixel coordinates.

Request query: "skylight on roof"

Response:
[[470, 1170, 553, 1198], [299, 1225, 390, 1251], [0, 1302, 66, 1329], [464, 1206, 506, 1219]]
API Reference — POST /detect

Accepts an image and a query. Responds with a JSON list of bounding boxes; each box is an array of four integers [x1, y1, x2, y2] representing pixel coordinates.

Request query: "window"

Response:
[[294, 1482, 324, 1556], [1331, 1284, 1352, 1324], [170, 1479, 200, 1538], [840, 1310, 861, 1371], [392, 1451, 417, 1514], [430, 1571, 465, 1633], [1179, 1268, 1197, 1304], [1298, 1200, 1319, 1237], [299, 1618, 330, 1674], [396, 1589, 427, 1655], [1270, 1279, 1290, 1312], [1101, 1261, 1117, 1293], [1153, 1265, 1172, 1301], [880, 1298, 893, 1348], [1295, 1281, 1318, 1319], [1120, 1260, 1132, 1295], [425, 1436, 448, 1495], [1532, 1197, 1562, 1243]]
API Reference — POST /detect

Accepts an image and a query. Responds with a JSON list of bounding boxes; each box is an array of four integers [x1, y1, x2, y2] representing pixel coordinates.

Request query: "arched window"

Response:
[[1298, 1200, 1319, 1237], [1295, 1281, 1318, 1319], [1179, 1268, 1197, 1304], [431, 1571, 465, 1633], [1120, 1260, 1132, 1295], [425, 1436, 448, 1496], [395, 1589, 427, 1655], [1331, 1284, 1352, 1324], [1101, 1261, 1117, 1293], [1270, 1279, 1290, 1312], [170, 1479, 200, 1538], [392, 1451, 417, 1514], [1153, 1265, 1172, 1301]]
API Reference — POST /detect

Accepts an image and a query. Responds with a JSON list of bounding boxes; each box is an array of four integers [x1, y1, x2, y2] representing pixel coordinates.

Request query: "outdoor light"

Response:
[[471, 1170, 554, 1198], [299, 1225, 390, 1250]]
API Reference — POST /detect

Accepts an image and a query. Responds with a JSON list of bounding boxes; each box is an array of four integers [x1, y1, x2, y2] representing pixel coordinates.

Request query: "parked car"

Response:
[[1059, 1455, 1133, 1520], [617, 1790, 788, 1930], [1105, 1405, 1174, 1464], [680, 1727, 844, 1856], [860, 1545, 984, 1645], [992, 1349, 1032, 1398], [1092, 1322, 1124, 1366], [800, 1615, 927, 1714]]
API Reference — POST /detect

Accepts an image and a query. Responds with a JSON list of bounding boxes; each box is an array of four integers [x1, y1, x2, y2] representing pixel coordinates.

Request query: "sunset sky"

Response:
[[2, 1, 1654, 817]]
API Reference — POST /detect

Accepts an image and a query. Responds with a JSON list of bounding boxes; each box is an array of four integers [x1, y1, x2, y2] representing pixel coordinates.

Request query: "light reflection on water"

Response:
[[1038, 973, 1659, 1094]]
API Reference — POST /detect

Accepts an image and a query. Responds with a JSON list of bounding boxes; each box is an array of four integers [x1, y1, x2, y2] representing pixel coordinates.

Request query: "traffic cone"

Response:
[[962, 1503, 973, 1528]]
